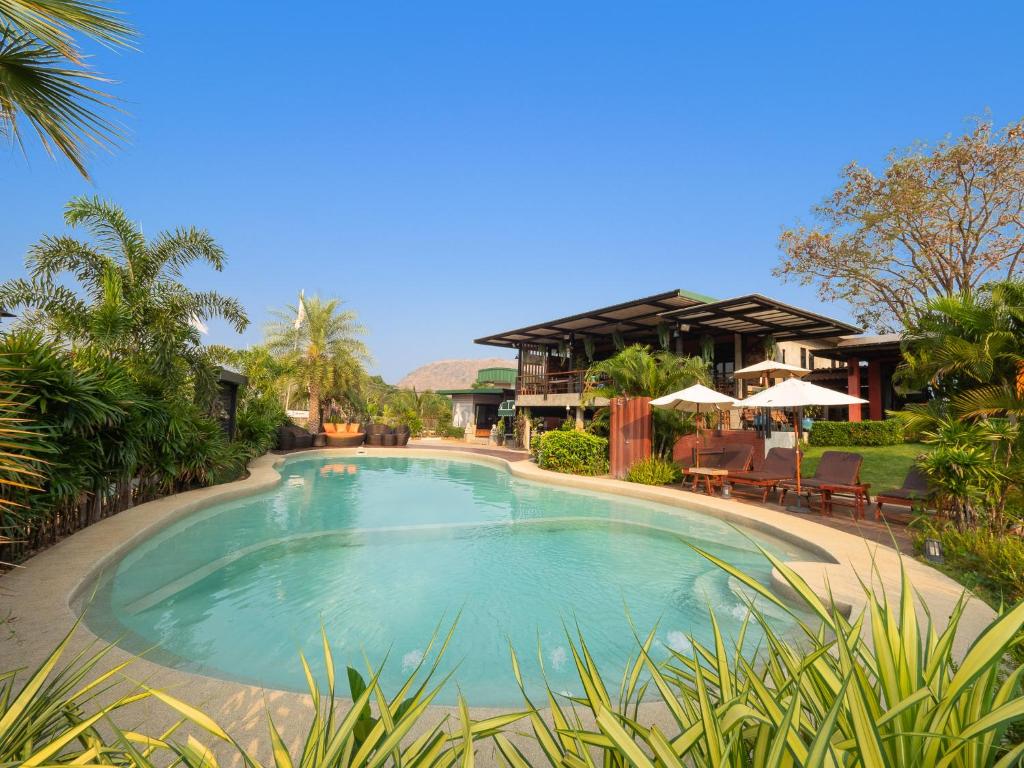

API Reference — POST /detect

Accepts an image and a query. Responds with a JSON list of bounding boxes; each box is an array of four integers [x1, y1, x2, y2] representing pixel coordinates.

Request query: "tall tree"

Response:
[[0, 0, 135, 178], [266, 295, 369, 434], [776, 118, 1024, 330], [0, 196, 248, 390]]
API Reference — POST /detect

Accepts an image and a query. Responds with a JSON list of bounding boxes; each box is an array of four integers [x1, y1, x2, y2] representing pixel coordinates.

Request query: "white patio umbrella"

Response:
[[736, 378, 867, 510], [651, 384, 737, 467], [734, 360, 811, 437], [733, 359, 809, 381]]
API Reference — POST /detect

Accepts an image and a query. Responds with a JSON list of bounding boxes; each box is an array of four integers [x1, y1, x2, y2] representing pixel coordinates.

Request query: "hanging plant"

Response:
[[700, 334, 715, 363], [583, 337, 595, 361], [762, 334, 778, 362], [612, 331, 625, 350], [657, 323, 671, 351], [557, 340, 568, 360]]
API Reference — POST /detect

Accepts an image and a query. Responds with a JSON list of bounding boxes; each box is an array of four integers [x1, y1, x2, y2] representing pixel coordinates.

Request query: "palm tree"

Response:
[[1, 0, 136, 178], [584, 344, 711, 456], [0, 196, 248, 387], [898, 279, 1024, 419], [266, 296, 369, 435]]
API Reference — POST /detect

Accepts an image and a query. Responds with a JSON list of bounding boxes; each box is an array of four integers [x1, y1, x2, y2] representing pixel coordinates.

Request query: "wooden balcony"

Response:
[[519, 369, 603, 396]]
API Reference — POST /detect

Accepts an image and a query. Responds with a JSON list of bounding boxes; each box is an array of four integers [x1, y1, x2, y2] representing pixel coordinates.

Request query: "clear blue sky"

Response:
[[3, 1, 1022, 382]]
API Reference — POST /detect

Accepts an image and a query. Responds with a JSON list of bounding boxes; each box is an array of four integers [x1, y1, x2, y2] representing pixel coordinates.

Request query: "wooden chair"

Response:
[[779, 451, 867, 516], [874, 467, 930, 520], [728, 447, 797, 502]]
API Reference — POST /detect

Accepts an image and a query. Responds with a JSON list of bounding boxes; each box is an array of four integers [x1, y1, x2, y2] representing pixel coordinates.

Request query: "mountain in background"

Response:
[[396, 358, 515, 391]]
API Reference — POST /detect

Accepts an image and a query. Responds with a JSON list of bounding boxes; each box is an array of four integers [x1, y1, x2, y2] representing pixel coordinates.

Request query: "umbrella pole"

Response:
[[695, 404, 701, 468], [786, 405, 808, 513]]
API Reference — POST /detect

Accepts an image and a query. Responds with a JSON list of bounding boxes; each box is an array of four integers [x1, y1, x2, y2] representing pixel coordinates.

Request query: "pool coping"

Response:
[[0, 448, 997, 762]]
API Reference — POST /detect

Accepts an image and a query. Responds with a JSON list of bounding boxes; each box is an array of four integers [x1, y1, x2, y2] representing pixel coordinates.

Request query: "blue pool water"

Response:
[[82, 456, 819, 705]]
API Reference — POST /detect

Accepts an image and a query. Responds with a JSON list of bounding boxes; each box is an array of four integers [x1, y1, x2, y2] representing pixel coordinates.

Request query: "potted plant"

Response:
[[494, 419, 506, 446]]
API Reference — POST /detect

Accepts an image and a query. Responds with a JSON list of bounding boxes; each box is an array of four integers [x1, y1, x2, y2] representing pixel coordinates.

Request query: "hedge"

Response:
[[535, 430, 609, 476], [808, 419, 904, 447]]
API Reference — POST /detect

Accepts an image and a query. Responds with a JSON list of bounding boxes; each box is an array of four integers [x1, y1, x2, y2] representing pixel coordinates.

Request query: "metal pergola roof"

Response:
[[474, 289, 715, 349], [659, 294, 861, 341]]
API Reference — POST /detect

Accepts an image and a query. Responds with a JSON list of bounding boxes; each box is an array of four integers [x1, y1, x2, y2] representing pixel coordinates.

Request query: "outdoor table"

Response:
[[686, 467, 730, 496]]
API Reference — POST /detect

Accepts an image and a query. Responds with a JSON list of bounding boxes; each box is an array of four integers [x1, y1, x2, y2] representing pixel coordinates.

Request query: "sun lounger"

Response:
[[779, 450, 867, 516], [874, 466, 930, 520], [727, 447, 797, 502], [681, 445, 753, 493]]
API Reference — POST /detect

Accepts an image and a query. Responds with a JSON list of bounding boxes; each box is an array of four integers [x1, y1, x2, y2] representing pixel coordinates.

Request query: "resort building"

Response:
[[438, 366, 516, 442], [474, 290, 907, 429]]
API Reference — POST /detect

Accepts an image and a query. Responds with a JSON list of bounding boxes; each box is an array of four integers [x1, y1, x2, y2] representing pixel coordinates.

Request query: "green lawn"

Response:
[[801, 443, 928, 492]]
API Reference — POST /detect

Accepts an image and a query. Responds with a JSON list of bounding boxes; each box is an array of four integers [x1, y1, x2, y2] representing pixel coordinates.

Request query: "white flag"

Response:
[[294, 290, 307, 330], [188, 314, 209, 334]]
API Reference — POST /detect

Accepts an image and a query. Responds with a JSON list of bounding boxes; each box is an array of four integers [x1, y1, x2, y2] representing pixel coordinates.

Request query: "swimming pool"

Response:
[[81, 455, 820, 706]]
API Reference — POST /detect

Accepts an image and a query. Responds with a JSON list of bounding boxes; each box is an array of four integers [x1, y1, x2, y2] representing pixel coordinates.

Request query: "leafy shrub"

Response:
[[912, 520, 1024, 605], [808, 419, 904, 446], [535, 430, 608, 475], [625, 456, 680, 485], [438, 423, 465, 438]]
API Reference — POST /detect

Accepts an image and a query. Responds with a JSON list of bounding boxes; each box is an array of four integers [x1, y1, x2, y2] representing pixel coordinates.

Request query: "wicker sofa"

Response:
[[277, 423, 313, 450], [365, 424, 411, 447], [322, 422, 366, 447]]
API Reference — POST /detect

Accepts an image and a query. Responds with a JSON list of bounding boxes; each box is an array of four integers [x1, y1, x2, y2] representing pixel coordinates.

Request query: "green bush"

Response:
[[535, 430, 608, 475], [625, 456, 680, 485], [808, 419, 904, 446], [912, 521, 1024, 605]]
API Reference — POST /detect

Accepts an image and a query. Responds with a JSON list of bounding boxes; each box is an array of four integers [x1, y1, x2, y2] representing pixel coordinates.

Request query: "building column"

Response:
[[867, 359, 883, 421], [575, 406, 584, 430], [733, 333, 744, 399], [847, 357, 862, 422]]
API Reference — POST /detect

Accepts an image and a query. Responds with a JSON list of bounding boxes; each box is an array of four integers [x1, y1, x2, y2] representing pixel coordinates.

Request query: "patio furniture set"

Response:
[[277, 422, 412, 450], [679, 447, 923, 520]]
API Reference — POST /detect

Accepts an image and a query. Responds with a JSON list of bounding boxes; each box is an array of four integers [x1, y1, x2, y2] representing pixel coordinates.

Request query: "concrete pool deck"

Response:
[[0, 448, 997, 764]]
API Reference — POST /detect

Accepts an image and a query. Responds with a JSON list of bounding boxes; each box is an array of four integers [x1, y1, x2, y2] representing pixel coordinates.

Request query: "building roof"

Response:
[[476, 366, 516, 386], [475, 289, 715, 349], [216, 368, 248, 387], [436, 387, 509, 396], [812, 333, 902, 361], [660, 294, 861, 340]]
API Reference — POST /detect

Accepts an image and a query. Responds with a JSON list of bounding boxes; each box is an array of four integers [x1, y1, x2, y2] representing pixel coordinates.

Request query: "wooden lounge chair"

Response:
[[874, 467, 930, 520], [681, 445, 754, 494], [727, 447, 796, 502], [779, 451, 867, 516]]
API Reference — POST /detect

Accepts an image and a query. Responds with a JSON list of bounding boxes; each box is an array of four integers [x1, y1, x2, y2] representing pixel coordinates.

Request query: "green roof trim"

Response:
[[475, 366, 516, 386], [436, 387, 508, 395]]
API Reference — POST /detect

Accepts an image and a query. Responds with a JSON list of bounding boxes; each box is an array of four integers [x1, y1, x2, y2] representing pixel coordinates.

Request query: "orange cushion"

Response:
[[324, 423, 337, 433], [346, 423, 359, 433]]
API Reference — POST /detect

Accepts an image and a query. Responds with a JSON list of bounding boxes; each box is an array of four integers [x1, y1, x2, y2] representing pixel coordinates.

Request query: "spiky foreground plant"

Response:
[[502, 547, 1024, 768]]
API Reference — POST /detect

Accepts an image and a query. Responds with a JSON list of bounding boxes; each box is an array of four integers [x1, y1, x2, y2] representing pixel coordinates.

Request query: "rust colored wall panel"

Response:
[[609, 397, 651, 478]]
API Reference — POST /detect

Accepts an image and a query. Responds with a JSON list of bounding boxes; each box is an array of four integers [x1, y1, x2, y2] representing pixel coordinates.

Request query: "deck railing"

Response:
[[518, 369, 609, 397]]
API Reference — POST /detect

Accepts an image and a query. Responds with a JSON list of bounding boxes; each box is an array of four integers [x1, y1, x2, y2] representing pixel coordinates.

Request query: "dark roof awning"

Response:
[[217, 368, 248, 387], [660, 294, 861, 341], [475, 289, 715, 349], [812, 333, 902, 361]]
